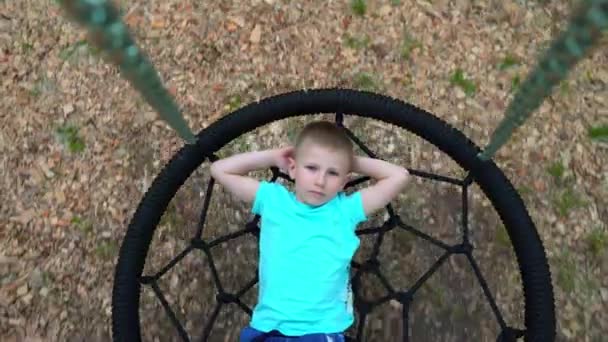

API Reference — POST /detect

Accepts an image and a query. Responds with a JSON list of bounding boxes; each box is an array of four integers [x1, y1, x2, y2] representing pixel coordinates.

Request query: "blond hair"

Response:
[[294, 121, 354, 169]]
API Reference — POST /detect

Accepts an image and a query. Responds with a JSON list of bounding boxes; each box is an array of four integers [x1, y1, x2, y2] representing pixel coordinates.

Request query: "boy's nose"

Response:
[[315, 173, 325, 186]]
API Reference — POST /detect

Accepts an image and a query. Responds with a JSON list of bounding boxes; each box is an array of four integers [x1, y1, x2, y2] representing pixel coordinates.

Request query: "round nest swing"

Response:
[[115, 89, 552, 341], [56, 0, 608, 341]]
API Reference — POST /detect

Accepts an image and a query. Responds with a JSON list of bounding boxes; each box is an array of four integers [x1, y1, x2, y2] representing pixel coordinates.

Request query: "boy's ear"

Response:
[[288, 156, 296, 169], [287, 157, 296, 179]]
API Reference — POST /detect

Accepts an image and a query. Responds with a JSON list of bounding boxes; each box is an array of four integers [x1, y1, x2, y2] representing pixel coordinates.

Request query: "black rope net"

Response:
[[137, 115, 525, 341]]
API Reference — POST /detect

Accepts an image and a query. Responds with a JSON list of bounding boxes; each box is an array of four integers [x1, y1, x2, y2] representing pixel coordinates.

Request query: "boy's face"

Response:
[[287, 140, 351, 206]]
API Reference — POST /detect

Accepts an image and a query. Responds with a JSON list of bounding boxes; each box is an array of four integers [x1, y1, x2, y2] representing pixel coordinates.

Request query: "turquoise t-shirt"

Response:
[[249, 181, 368, 336]]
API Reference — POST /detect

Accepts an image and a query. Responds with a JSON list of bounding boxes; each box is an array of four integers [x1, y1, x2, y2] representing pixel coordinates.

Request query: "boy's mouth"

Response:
[[309, 190, 324, 197]]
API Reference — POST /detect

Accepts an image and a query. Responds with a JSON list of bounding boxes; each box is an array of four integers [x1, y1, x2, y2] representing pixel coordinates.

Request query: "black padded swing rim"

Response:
[[111, 88, 555, 341]]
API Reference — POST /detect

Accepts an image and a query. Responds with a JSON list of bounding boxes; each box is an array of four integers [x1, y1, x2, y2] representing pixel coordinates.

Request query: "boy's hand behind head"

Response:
[[274, 146, 295, 173]]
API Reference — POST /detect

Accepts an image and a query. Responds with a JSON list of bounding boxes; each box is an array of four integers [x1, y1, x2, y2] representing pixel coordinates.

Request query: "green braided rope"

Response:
[[57, 1, 607, 156], [478, 0, 608, 161], [57, 0, 196, 144]]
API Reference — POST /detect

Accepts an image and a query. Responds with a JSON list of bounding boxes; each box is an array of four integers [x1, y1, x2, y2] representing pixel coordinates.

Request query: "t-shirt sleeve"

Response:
[[251, 181, 274, 215], [342, 191, 367, 226]]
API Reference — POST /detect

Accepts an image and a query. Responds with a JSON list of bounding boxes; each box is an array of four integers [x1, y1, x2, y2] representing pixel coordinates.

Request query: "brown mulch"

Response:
[[1, 0, 607, 341]]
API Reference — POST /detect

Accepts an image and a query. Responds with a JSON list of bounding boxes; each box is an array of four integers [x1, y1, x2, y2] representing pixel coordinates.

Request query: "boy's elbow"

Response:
[[397, 168, 410, 188], [210, 161, 221, 179]]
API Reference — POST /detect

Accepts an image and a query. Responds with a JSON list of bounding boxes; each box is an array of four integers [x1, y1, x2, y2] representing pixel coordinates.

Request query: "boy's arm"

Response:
[[210, 149, 283, 203], [353, 156, 410, 216]]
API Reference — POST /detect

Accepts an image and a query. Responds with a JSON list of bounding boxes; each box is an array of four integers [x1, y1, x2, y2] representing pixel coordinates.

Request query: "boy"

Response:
[[210, 121, 410, 341]]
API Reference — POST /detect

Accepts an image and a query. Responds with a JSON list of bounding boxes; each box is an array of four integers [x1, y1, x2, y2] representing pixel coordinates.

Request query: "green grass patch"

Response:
[[422, 282, 445, 308], [498, 54, 520, 70], [28, 76, 55, 98], [516, 185, 533, 197], [59, 39, 89, 61], [21, 42, 34, 54], [159, 202, 186, 233], [449, 69, 476, 96], [401, 73, 414, 89], [586, 227, 607, 258], [393, 230, 415, 254], [29, 82, 42, 98], [344, 34, 370, 50], [588, 124, 608, 142], [59, 39, 105, 61], [41, 270, 54, 288], [55, 124, 86, 153], [351, 0, 366, 16], [555, 250, 576, 292], [400, 31, 422, 60], [71, 216, 93, 235], [555, 250, 601, 301], [95, 240, 119, 260], [354, 72, 380, 91], [547, 161, 565, 182], [510, 74, 521, 93], [559, 80, 571, 96], [552, 188, 586, 217], [223, 94, 243, 112], [451, 305, 468, 322], [495, 225, 511, 248]]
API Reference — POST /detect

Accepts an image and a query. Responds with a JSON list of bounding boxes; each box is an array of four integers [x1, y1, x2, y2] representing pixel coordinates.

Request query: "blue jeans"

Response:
[[240, 326, 346, 342]]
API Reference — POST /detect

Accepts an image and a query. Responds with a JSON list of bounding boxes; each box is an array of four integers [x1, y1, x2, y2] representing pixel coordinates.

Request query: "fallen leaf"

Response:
[[502, 0, 524, 26], [228, 16, 245, 28], [151, 18, 166, 29], [55, 189, 66, 205], [17, 284, 28, 297], [250, 24, 262, 44], [226, 21, 238, 32], [342, 16, 351, 29], [533, 179, 546, 192], [37, 159, 54, 179], [53, 219, 70, 228], [124, 13, 142, 27], [175, 44, 184, 58]]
